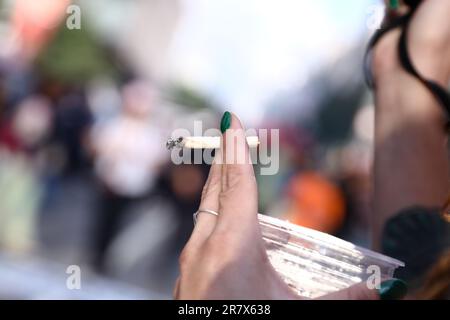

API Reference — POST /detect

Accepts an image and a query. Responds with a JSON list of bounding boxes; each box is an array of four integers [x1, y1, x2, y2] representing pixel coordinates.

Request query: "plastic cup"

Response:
[[258, 214, 405, 298]]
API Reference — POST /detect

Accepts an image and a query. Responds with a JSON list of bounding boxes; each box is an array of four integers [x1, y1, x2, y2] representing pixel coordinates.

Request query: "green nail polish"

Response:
[[389, 0, 399, 10], [220, 111, 231, 133], [378, 279, 408, 300]]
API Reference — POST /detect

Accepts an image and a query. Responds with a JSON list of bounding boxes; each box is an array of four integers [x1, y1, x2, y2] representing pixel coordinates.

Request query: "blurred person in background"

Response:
[[34, 79, 97, 265], [90, 80, 167, 271], [45, 82, 93, 175], [0, 95, 53, 153], [0, 95, 53, 253]]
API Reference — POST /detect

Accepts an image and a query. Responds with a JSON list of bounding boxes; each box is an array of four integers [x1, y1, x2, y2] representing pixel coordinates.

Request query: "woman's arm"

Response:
[[372, 0, 450, 249]]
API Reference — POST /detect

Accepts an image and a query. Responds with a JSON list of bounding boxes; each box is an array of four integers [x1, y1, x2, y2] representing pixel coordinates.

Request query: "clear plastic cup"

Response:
[[258, 214, 405, 298]]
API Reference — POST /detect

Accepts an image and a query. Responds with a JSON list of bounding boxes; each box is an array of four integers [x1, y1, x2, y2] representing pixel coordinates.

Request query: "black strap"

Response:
[[404, 0, 421, 11], [364, 14, 410, 88], [398, 17, 450, 120], [364, 6, 450, 128]]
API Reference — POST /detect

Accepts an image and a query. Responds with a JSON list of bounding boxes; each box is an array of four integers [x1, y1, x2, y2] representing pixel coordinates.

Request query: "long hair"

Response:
[[416, 250, 450, 299], [415, 199, 450, 299]]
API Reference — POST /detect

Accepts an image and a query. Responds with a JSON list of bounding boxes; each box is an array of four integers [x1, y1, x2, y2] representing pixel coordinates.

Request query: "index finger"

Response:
[[186, 150, 222, 248]]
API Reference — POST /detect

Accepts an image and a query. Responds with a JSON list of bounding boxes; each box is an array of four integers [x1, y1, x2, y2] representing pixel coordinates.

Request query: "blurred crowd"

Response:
[[0, 0, 377, 298]]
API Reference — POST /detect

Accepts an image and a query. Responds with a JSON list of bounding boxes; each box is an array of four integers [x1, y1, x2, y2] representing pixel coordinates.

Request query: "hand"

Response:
[[173, 112, 401, 300]]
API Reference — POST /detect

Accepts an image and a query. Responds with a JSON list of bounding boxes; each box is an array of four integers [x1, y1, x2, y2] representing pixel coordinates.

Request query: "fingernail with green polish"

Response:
[[378, 279, 408, 300], [220, 111, 231, 133], [389, 0, 399, 10]]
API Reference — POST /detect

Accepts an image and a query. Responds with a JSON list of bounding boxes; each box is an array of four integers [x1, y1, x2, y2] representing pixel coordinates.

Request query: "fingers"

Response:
[[216, 112, 258, 233], [319, 282, 380, 300], [186, 150, 222, 247]]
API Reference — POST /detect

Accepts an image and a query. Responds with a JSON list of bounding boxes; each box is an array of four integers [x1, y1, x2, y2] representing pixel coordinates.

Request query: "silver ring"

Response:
[[193, 209, 219, 224]]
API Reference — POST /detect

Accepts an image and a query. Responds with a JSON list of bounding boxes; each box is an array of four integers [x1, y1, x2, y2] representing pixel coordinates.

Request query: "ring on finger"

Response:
[[193, 209, 219, 224]]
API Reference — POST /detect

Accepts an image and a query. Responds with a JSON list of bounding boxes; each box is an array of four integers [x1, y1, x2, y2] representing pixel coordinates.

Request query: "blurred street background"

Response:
[[0, 0, 382, 299]]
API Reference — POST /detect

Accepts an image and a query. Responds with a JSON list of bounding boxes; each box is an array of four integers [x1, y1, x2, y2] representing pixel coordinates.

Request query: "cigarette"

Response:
[[166, 136, 260, 150]]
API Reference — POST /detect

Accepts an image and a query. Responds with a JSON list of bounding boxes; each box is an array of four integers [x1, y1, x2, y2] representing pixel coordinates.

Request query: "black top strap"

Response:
[[364, 15, 411, 88], [398, 18, 450, 120], [364, 7, 450, 128]]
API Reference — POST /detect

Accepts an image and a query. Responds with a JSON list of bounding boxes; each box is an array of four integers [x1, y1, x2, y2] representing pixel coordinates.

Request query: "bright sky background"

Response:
[[169, 0, 380, 123]]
